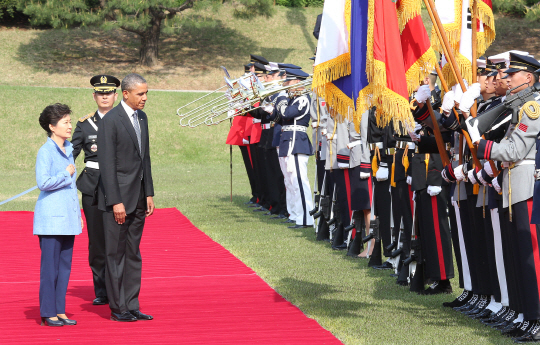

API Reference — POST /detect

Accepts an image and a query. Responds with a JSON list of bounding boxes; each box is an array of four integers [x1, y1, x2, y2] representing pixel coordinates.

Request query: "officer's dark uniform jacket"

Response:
[[72, 111, 102, 200], [277, 93, 313, 157], [270, 90, 288, 148]]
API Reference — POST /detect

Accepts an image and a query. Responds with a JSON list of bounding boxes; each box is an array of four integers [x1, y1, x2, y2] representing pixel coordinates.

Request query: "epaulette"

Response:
[[79, 113, 94, 122]]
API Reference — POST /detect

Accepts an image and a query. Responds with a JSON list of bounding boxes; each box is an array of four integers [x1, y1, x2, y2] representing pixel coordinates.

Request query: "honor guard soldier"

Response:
[[470, 53, 540, 342], [71, 74, 120, 305], [276, 68, 314, 228]]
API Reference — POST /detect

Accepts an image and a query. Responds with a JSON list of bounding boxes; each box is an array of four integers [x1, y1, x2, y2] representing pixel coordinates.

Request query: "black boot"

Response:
[[443, 290, 472, 308]]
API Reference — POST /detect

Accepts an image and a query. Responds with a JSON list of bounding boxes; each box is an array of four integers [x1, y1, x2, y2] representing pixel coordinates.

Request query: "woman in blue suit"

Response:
[[34, 103, 82, 327]]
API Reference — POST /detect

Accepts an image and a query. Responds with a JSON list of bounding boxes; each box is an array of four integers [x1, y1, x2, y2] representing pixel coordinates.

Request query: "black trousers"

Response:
[[417, 188, 454, 281], [467, 195, 492, 295], [482, 205, 501, 302], [103, 185, 146, 314], [239, 146, 257, 203], [391, 180, 413, 257], [504, 200, 540, 320], [499, 201, 522, 311], [373, 178, 391, 250], [266, 148, 287, 215], [82, 193, 107, 298]]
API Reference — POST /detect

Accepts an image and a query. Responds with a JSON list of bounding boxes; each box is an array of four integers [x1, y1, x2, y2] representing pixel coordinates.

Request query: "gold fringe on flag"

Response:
[[430, 0, 462, 53], [397, 0, 422, 33], [312, 54, 351, 91], [473, 0, 496, 57], [404, 47, 438, 95], [441, 51, 473, 90]]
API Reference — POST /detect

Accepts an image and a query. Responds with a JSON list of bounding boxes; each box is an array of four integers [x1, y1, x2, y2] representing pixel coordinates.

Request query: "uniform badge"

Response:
[[518, 123, 528, 132], [91, 143, 98, 152], [321, 101, 326, 107], [101, 76, 107, 84]]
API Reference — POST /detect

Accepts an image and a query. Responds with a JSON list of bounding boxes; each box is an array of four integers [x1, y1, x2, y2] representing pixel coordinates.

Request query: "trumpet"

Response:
[[176, 68, 312, 128]]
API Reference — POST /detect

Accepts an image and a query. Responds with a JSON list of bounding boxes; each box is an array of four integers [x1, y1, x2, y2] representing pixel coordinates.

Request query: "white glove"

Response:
[[465, 116, 481, 144], [477, 170, 489, 186], [468, 170, 478, 184], [492, 177, 502, 193], [459, 83, 481, 113], [376, 167, 389, 181], [427, 185, 442, 196], [412, 191, 416, 201], [262, 105, 274, 113], [409, 131, 420, 142], [406, 175, 412, 185], [360, 172, 370, 179], [415, 85, 431, 104], [441, 91, 455, 115], [453, 80, 468, 106], [441, 169, 450, 183], [454, 164, 466, 181], [483, 161, 494, 177], [242, 139, 250, 145]]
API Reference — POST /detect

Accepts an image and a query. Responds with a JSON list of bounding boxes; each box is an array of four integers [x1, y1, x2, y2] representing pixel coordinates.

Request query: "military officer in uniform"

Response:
[[71, 75, 120, 306]]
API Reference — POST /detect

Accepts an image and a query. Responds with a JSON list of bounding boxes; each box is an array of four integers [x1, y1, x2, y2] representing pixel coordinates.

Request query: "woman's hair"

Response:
[[39, 103, 72, 137]]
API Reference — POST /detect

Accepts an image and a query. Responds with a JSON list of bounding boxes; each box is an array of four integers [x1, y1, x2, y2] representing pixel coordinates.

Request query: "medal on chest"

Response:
[[91, 143, 98, 152]]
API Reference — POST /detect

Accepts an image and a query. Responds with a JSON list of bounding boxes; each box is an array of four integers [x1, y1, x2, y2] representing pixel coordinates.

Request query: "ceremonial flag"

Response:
[[431, 0, 495, 88], [313, 0, 351, 90], [314, 0, 438, 132]]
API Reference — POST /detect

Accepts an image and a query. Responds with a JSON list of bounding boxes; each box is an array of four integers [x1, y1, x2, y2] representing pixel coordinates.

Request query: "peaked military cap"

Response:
[[253, 62, 267, 74], [90, 75, 120, 93], [250, 54, 269, 65], [285, 68, 309, 81], [505, 53, 540, 74], [485, 59, 498, 77], [278, 63, 302, 69]]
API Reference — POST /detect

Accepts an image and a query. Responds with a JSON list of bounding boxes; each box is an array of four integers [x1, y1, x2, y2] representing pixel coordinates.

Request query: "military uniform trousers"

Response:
[[502, 199, 540, 320], [82, 193, 107, 298], [278, 148, 298, 222], [288, 154, 314, 226], [372, 177, 392, 251], [239, 145, 258, 203], [103, 183, 146, 314], [416, 187, 454, 281], [391, 180, 413, 258]]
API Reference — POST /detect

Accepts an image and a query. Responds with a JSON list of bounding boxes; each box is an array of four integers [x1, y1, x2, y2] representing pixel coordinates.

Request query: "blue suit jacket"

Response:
[[33, 138, 82, 235]]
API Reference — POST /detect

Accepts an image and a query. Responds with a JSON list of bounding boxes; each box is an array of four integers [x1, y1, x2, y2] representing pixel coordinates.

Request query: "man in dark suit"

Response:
[[72, 74, 120, 306], [97, 73, 155, 322]]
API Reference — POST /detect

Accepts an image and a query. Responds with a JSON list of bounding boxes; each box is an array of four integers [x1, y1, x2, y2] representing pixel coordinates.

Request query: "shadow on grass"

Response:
[[273, 277, 368, 319], [285, 8, 317, 55], [15, 16, 259, 75]]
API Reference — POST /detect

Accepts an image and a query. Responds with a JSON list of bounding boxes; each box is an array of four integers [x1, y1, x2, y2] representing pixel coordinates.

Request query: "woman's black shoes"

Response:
[[41, 317, 64, 327], [58, 317, 77, 325]]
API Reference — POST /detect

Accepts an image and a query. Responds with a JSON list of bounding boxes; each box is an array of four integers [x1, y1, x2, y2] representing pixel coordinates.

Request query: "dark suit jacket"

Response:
[[97, 103, 154, 214]]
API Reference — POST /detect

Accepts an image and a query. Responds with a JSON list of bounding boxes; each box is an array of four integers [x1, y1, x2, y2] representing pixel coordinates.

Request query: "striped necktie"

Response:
[[131, 111, 142, 153]]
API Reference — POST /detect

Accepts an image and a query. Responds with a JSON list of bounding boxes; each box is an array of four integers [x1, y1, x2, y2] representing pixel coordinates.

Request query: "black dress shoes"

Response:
[[513, 321, 540, 343], [282, 219, 295, 224], [332, 242, 348, 250], [245, 200, 255, 205], [443, 290, 471, 308], [58, 317, 77, 326], [271, 214, 287, 220], [253, 207, 268, 212], [372, 261, 393, 270], [422, 280, 452, 295], [130, 310, 153, 320], [93, 296, 108, 305], [41, 317, 64, 327], [111, 311, 137, 322]]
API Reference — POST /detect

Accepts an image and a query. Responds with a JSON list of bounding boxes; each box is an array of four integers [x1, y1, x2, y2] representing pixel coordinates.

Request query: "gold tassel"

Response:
[[402, 146, 409, 172], [391, 153, 396, 188], [424, 154, 430, 180], [372, 146, 380, 177]]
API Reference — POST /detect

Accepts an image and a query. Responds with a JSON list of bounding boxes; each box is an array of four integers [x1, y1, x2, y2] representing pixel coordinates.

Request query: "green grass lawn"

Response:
[[0, 85, 514, 344]]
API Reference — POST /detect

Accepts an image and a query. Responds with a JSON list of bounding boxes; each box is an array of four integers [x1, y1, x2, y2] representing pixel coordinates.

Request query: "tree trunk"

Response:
[[139, 9, 163, 67]]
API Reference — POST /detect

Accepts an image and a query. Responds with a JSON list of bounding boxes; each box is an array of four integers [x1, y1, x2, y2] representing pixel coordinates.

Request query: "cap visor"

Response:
[[504, 68, 521, 74]]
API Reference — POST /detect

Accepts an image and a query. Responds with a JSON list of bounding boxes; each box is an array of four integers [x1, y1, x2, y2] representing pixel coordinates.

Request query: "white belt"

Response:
[[395, 141, 416, 150], [262, 123, 272, 130], [502, 160, 535, 168], [252, 119, 261, 124], [282, 125, 307, 132], [312, 121, 319, 128], [347, 140, 361, 149], [86, 161, 99, 169], [370, 142, 383, 150]]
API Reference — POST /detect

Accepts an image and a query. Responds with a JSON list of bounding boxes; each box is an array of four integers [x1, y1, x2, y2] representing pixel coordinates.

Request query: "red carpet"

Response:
[[0, 208, 341, 344]]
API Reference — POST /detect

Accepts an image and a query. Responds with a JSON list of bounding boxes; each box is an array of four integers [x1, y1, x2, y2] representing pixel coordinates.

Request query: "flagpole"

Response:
[[422, 0, 477, 118], [426, 99, 451, 167], [471, 0, 478, 117]]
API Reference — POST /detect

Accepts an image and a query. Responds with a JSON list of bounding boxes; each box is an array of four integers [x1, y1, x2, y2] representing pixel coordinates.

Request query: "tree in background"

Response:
[[0, 0, 17, 19], [20, 0, 204, 67], [493, 0, 540, 21]]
